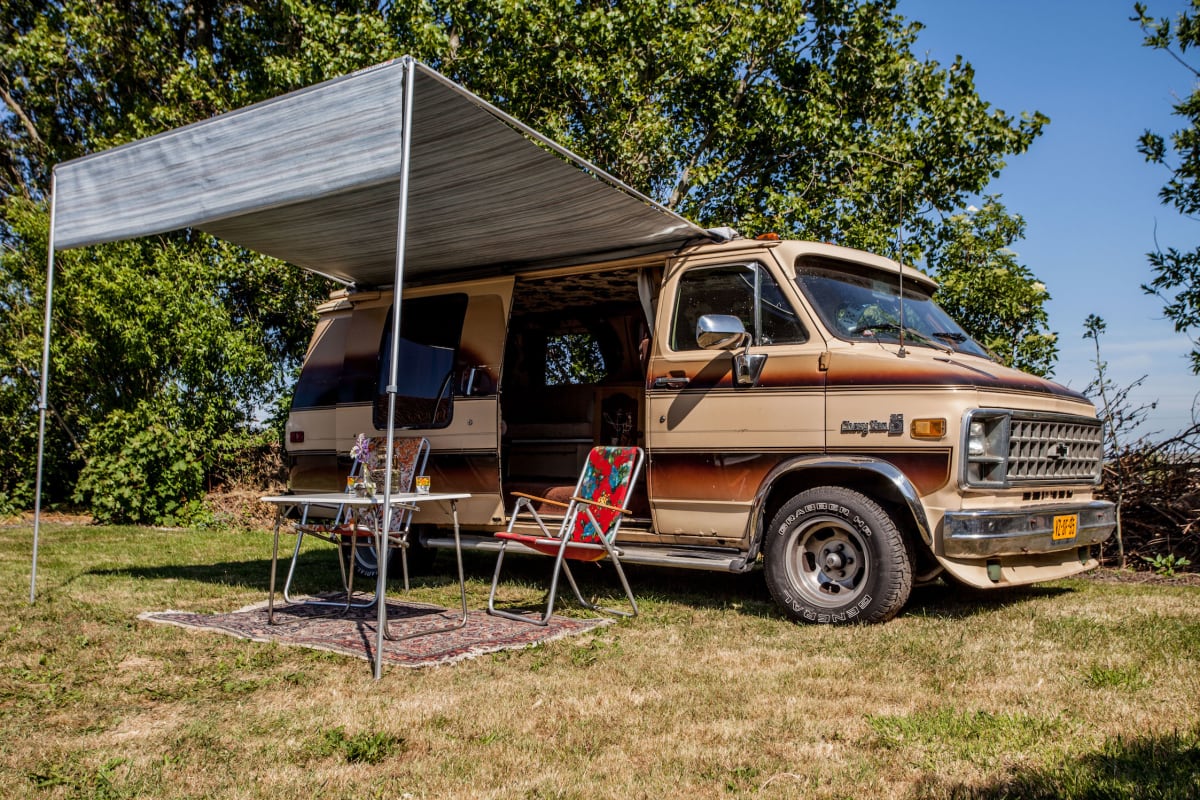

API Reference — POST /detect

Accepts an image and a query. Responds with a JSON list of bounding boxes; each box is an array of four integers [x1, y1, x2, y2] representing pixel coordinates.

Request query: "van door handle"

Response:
[[653, 375, 690, 390]]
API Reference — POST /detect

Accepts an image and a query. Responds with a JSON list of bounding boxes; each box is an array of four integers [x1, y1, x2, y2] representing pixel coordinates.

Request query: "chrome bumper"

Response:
[[942, 501, 1115, 558]]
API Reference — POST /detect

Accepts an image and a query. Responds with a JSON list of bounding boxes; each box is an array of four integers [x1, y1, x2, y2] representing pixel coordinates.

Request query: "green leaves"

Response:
[[924, 199, 1057, 376], [71, 397, 208, 526], [1136, 2, 1200, 372]]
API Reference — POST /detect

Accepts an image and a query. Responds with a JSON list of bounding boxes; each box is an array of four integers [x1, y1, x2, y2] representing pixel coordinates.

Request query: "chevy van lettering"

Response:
[[840, 414, 903, 436]]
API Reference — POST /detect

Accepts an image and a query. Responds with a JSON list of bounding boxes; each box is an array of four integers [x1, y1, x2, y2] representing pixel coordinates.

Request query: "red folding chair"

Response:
[[487, 446, 644, 625]]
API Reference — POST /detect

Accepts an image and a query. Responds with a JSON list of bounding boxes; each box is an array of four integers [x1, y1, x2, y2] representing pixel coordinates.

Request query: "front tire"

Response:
[[764, 486, 912, 624]]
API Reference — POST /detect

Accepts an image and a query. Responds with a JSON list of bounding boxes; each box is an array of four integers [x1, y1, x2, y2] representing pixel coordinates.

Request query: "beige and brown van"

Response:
[[285, 235, 1114, 623]]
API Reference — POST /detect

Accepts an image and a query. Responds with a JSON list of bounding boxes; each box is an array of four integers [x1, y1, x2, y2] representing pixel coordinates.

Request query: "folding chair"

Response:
[[283, 436, 430, 607], [488, 446, 644, 625]]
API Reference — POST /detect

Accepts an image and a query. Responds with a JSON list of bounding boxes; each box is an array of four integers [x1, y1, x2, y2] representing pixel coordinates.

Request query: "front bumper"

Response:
[[941, 501, 1115, 558]]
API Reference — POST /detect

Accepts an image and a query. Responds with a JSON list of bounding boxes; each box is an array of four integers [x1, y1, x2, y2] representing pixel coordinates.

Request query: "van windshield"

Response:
[[795, 262, 990, 359]]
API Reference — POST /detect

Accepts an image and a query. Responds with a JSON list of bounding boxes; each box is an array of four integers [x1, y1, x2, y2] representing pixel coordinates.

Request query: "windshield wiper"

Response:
[[932, 331, 967, 343], [860, 323, 953, 353]]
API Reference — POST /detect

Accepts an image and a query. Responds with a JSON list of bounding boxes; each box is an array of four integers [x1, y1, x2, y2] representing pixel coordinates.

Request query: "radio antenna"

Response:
[[896, 177, 906, 358], [848, 148, 910, 358]]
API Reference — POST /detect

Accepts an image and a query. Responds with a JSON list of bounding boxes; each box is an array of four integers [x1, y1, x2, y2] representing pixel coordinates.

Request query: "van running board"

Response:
[[421, 533, 754, 573]]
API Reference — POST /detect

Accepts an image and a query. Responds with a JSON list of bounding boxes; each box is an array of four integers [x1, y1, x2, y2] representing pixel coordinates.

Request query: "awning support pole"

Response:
[[375, 55, 417, 680], [31, 174, 59, 604]]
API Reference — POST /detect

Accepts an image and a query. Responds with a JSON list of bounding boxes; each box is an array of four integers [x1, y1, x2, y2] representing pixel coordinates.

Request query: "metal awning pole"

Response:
[[375, 55, 417, 680], [31, 174, 59, 604]]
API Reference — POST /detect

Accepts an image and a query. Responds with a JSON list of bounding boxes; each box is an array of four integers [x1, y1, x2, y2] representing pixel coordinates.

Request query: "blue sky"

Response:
[[901, 0, 1199, 436]]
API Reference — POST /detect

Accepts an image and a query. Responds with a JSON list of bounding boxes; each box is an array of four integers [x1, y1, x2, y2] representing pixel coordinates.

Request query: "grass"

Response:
[[1, 522, 1199, 799]]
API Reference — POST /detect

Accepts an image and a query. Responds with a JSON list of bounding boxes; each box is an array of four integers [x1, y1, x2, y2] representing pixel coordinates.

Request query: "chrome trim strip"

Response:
[[748, 455, 933, 551]]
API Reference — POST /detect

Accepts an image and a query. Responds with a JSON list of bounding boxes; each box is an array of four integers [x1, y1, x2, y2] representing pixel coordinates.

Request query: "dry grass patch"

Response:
[[2, 525, 1199, 798]]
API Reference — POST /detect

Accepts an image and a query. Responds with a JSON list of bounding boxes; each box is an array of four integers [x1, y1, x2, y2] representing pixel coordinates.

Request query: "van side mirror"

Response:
[[696, 314, 767, 387], [696, 314, 750, 350]]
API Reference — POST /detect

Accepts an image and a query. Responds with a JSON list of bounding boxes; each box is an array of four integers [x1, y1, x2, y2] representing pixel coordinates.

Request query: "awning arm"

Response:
[[31, 174, 59, 604], [375, 55, 417, 680]]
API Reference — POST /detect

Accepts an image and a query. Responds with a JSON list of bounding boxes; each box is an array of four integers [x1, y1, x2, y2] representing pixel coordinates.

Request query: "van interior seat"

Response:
[[503, 480, 651, 523]]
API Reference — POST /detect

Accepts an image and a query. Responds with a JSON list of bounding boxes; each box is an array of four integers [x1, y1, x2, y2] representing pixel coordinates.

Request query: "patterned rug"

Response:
[[140, 596, 609, 668]]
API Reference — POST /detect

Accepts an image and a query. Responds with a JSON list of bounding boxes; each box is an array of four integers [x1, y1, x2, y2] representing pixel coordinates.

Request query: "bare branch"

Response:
[[0, 77, 45, 149]]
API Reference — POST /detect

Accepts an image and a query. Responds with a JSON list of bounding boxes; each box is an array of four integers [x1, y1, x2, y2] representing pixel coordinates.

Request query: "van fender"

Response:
[[746, 455, 933, 561]]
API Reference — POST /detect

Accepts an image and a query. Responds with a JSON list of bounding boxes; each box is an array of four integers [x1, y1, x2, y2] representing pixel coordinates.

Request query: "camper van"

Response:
[[285, 235, 1114, 624]]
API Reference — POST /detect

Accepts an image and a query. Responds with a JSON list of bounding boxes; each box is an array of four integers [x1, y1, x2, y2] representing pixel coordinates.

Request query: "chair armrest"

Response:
[[511, 491, 570, 509], [506, 494, 556, 535], [570, 496, 631, 516]]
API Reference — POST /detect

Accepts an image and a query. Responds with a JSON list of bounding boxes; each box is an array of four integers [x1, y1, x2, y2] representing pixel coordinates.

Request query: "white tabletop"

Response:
[[261, 491, 471, 506]]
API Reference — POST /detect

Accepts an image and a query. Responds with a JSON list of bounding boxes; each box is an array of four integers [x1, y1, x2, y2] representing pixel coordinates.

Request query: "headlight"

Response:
[[967, 421, 987, 456], [963, 412, 1010, 487]]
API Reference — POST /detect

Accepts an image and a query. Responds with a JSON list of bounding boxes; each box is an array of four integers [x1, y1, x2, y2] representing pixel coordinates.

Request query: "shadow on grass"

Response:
[[87, 558, 282, 590], [479, 552, 1074, 622], [84, 545, 1074, 622], [921, 725, 1200, 799]]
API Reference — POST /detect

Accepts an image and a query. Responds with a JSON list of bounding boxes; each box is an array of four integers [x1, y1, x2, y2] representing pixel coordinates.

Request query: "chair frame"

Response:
[[488, 446, 644, 625], [282, 436, 430, 609]]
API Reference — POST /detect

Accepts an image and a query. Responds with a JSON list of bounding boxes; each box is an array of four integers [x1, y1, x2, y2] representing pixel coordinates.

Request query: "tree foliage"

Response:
[[1, 0, 1052, 520], [1134, 1, 1200, 373], [924, 199, 1057, 375]]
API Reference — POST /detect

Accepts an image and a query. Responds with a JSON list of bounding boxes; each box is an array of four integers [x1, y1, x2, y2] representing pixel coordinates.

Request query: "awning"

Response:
[[33, 59, 711, 676], [50, 58, 709, 284]]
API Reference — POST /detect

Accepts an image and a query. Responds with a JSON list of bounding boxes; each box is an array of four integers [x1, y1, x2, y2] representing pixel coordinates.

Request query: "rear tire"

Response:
[[339, 535, 437, 579], [764, 486, 912, 624]]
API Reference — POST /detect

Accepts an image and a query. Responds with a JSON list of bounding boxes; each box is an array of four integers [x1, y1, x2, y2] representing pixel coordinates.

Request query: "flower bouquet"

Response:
[[350, 433, 377, 495]]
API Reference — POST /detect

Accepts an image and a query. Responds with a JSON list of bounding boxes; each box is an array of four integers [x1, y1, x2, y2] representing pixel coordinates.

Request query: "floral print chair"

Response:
[[487, 446, 645, 625], [284, 435, 430, 608]]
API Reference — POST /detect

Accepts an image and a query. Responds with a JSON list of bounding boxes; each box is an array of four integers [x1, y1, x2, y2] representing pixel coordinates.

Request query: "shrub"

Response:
[[73, 402, 209, 526]]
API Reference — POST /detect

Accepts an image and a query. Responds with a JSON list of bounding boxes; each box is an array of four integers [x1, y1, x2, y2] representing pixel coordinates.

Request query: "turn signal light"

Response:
[[910, 418, 946, 439], [289, 431, 305, 444]]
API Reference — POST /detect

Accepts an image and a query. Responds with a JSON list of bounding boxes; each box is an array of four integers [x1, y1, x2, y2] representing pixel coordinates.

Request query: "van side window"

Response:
[[670, 263, 807, 351], [291, 315, 350, 409], [372, 293, 469, 430]]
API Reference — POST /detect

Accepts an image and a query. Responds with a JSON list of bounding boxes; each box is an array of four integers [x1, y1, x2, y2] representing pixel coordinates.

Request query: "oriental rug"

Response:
[[140, 596, 609, 668]]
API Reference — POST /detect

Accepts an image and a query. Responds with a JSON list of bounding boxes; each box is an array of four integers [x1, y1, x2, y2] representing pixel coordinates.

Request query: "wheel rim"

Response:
[[344, 543, 382, 577], [784, 513, 871, 609]]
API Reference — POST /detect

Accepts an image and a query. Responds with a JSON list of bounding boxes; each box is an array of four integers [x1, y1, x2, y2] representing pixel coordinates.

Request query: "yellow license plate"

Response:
[[1052, 514, 1078, 541]]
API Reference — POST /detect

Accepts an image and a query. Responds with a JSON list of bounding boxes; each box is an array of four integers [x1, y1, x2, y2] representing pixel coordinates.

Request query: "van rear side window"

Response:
[[291, 315, 350, 409], [372, 294, 469, 430]]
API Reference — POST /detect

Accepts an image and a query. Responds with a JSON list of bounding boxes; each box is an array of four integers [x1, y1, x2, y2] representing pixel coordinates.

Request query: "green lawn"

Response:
[[2, 522, 1198, 799]]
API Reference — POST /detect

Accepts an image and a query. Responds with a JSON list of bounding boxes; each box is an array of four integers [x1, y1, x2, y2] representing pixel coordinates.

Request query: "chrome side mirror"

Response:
[[696, 314, 766, 387], [696, 314, 750, 350]]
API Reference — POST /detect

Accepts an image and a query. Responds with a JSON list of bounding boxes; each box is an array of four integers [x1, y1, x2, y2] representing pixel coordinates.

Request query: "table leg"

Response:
[[384, 499, 468, 642], [268, 507, 284, 625], [373, 508, 388, 681], [451, 499, 468, 625]]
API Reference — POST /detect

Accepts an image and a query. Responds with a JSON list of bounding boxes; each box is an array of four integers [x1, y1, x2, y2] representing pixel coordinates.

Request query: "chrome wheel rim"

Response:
[[785, 514, 871, 608]]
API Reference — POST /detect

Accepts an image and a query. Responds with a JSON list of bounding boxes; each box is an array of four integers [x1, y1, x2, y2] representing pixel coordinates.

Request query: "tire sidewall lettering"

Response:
[[776, 502, 873, 538]]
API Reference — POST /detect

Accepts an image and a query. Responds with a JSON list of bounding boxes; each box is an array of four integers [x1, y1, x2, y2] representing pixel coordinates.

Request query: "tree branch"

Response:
[[0, 78, 45, 149]]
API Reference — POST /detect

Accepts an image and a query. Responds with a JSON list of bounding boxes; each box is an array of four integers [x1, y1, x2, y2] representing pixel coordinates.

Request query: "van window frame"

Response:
[[667, 261, 808, 352]]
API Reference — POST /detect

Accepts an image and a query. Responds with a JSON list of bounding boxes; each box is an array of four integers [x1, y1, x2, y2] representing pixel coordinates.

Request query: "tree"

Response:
[[389, 0, 1046, 256], [1083, 314, 1154, 566], [1134, 1, 1200, 373], [923, 199, 1058, 376], [1, 0, 1051, 520], [1, 1, 379, 517]]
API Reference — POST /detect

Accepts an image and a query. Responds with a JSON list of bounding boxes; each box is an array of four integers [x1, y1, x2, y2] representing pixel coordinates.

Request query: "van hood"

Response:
[[822, 346, 1090, 404]]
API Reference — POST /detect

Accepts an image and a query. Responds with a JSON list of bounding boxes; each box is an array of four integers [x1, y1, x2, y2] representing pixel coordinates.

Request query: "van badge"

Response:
[[841, 414, 903, 436], [1047, 442, 1070, 460]]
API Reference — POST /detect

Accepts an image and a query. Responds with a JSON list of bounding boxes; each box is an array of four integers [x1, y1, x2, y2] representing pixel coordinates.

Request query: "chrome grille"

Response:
[[1005, 414, 1103, 483]]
